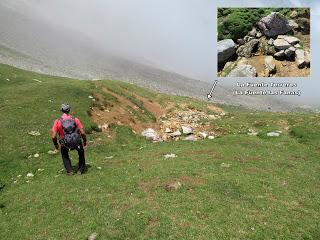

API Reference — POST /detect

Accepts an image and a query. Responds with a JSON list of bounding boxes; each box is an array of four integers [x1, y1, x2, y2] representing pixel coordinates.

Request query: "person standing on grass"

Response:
[[51, 103, 87, 175]]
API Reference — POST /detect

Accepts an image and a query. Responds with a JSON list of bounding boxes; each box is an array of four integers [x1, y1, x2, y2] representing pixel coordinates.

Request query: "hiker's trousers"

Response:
[[61, 144, 86, 173]]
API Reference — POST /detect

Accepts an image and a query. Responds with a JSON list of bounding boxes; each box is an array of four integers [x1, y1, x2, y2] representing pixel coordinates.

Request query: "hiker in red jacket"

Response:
[[52, 103, 87, 175]]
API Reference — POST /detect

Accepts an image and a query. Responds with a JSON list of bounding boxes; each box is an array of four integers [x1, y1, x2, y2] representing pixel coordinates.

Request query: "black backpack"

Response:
[[60, 117, 81, 149]]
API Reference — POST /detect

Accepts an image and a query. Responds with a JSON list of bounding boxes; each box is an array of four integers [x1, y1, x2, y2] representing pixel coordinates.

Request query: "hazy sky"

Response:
[[1, 0, 320, 106]]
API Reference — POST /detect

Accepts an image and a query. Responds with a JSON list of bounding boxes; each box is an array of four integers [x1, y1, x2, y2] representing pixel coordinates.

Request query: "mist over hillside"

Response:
[[0, 1, 301, 111]]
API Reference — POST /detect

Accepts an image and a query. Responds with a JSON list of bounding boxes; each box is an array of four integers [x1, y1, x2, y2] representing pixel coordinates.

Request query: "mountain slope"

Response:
[[0, 3, 292, 111]]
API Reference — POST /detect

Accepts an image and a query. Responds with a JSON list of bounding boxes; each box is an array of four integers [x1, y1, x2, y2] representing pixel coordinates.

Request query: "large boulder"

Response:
[[288, 20, 299, 29], [236, 39, 260, 58], [273, 38, 291, 50], [277, 35, 300, 45], [218, 39, 235, 64], [284, 47, 296, 58], [264, 56, 276, 74], [257, 12, 292, 37], [227, 64, 257, 77], [274, 50, 285, 60]]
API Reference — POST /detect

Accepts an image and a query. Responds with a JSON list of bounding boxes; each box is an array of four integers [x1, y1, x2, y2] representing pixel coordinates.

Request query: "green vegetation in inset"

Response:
[[218, 8, 310, 41]]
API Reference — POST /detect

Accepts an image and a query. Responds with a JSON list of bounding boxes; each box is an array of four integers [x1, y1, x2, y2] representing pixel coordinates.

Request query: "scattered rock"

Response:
[[105, 156, 114, 159], [294, 43, 301, 48], [256, 32, 262, 38], [17, 175, 22, 178], [170, 130, 182, 137], [267, 132, 280, 137], [268, 39, 274, 45], [48, 149, 58, 155], [181, 126, 193, 135], [244, 36, 254, 42], [227, 64, 257, 77], [164, 153, 177, 159], [277, 35, 300, 45], [273, 38, 292, 50], [236, 39, 260, 58], [26, 173, 34, 177], [28, 131, 41, 136], [264, 56, 276, 74], [101, 123, 108, 130], [257, 12, 291, 37], [37, 169, 44, 172], [199, 132, 208, 139], [284, 47, 296, 58], [295, 49, 305, 68], [247, 129, 258, 136], [237, 38, 245, 45], [220, 163, 231, 168], [248, 27, 257, 37], [288, 19, 299, 29], [165, 128, 172, 133], [142, 128, 159, 141], [88, 95, 94, 99], [88, 232, 98, 240], [274, 50, 285, 60], [164, 181, 182, 191], [34, 153, 40, 158], [208, 136, 215, 140], [290, 10, 298, 19], [97, 167, 102, 170], [217, 39, 236, 64], [266, 46, 276, 55], [184, 135, 197, 141]]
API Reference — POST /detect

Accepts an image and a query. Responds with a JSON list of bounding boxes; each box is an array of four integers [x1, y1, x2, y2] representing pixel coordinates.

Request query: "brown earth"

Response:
[[90, 86, 225, 139], [247, 54, 310, 77], [91, 87, 167, 133]]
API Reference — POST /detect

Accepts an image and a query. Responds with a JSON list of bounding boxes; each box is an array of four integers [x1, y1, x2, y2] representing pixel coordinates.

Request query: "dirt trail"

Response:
[[91, 87, 167, 133]]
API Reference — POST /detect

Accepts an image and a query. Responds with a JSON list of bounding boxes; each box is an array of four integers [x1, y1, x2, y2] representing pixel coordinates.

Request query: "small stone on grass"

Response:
[[28, 131, 41, 136], [88, 232, 98, 240], [164, 153, 177, 159]]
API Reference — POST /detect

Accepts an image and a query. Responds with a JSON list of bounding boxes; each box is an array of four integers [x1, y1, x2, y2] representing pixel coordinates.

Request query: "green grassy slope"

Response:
[[0, 64, 320, 239]]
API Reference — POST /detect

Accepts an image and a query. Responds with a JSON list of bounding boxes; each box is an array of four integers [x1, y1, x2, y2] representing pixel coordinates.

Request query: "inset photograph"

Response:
[[217, 8, 310, 77]]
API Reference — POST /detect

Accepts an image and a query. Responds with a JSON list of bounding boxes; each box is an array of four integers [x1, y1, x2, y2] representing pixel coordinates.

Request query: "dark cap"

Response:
[[61, 103, 71, 113]]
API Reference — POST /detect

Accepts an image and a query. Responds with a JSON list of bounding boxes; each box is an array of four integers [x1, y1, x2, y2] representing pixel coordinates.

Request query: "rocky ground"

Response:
[[218, 11, 310, 77], [90, 83, 226, 143]]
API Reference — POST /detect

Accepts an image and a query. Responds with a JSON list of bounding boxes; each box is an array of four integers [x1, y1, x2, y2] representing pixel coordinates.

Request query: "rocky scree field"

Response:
[[0, 64, 320, 239], [218, 8, 310, 77]]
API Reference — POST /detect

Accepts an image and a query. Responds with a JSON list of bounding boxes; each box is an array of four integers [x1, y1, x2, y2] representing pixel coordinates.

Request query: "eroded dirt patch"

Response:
[[90, 84, 226, 140]]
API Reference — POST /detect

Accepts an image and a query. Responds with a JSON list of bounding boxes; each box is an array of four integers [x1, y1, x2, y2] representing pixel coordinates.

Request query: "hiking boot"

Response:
[[67, 172, 73, 176]]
